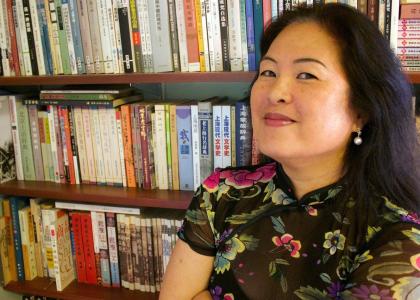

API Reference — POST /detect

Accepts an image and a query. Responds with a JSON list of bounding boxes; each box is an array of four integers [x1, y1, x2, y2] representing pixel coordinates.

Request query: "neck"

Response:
[[280, 153, 345, 200]]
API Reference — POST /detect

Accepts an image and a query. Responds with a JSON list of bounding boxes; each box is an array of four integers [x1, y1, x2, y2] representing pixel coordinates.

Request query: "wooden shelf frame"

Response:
[[4, 278, 158, 300], [0, 72, 257, 86], [0, 180, 193, 210]]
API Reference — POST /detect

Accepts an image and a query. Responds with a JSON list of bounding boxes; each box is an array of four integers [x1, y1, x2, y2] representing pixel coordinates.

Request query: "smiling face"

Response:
[[251, 21, 362, 167]]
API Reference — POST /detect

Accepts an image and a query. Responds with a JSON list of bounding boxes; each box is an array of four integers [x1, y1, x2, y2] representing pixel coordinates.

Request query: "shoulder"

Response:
[[201, 162, 278, 194]]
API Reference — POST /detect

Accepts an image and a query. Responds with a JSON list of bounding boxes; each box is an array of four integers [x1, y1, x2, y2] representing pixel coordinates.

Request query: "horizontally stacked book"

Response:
[[0, 88, 254, 191], [0, 195, 183, 292], [399, 1, 420, 71]]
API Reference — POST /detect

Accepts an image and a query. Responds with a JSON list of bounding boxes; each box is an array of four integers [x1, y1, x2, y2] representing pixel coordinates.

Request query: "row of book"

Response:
[[0, 89, 255, 191], [0, 195, 184, 293], [0, 0, 406, 77], [398, 3, 420, 71]]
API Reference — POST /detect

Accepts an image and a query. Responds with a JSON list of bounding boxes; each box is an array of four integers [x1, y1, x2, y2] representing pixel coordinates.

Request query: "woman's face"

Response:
[[251, 21, 361, 165]]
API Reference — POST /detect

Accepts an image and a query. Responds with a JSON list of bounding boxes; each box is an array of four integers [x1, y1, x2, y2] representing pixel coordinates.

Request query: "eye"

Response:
[[259, 70, 276, 77], [297, 72, 317, 80]]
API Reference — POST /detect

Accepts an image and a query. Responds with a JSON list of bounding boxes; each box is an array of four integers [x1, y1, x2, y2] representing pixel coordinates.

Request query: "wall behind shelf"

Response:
[[0, 287, 20, 300]]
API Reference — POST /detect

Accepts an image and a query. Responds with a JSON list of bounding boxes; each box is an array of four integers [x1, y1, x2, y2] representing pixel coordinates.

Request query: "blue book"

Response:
[[68, 0, 86, 74], [106, 213, 120, 287], [253, 0, 264, 68], [9, 197, 28, 281], [176, 105, 194, 191], [36, 0, 53, 75], [245, 0, 256, 71], [235, 100, 252, 167]]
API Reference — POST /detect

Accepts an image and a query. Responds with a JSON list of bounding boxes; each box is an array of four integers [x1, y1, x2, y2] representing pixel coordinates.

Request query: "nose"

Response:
[[267, 77, 292, 105]]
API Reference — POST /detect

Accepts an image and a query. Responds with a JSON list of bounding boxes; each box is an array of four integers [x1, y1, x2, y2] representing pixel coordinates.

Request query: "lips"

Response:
[[264, 112, 296, 126]]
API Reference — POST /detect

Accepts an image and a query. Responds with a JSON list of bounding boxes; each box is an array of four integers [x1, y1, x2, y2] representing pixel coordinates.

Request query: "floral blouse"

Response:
[[177, 162, 420, 300]]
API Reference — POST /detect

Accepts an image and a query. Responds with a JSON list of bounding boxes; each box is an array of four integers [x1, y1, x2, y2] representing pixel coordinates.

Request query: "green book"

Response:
[[53, 0, 71, 74]]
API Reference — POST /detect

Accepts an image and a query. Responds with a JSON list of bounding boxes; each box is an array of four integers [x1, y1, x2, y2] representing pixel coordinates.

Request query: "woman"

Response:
[[160, 4, 420, 299]]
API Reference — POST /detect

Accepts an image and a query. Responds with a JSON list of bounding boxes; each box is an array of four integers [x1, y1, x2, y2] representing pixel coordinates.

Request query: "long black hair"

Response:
[[258, 3, 419, 212]]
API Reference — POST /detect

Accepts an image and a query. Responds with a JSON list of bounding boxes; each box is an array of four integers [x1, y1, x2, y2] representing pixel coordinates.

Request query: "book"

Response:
[[0, 96, 16, 183], [117, 213, 134, 290], [105, 212, 120, 287], [0, 197, 18, 284], [27, 105, 44, 181], [10, 196, 28, 281], [91, 211, 111, 287], [176, 105, 194, 190], [18, 206, 37, 280], [80, 212, 97, 284], [54, 201, 141, 215], [69, 212, 86, 283], [50, 210, 75, 291]]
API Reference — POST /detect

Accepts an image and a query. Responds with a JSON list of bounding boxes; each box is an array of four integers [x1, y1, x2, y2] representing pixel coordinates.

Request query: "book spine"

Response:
[[68, 107, 81, 184], [16, 99, 36, 180], [175, 0, 189, 72], [212, 105, 223, 169], [52, 106, 66, 183], [6, 0, 20, 75], [253, 0, 263, 67], [89, 106, 105, 184], [9, 96, 24, 180], [118, 3, 134, 73], [18, 208, 36, 280], [10, 197, 26, 281], [37, 111, 50, 181], [184, 0, 200, 72], [176, 106, 194, 190], [190, 104, 200, 190], [0, 199, 18, 284], [221, 104, 231, 168], [194, 0, 206, 71], [68, 0, 86, 74], [389, 0, 399, 53], [230, 105, 236, 167], [45, 0, 63, 74], [86, 0, 104, 73], [168, 0, 180, 71], [70, 212, 87, 283], [218, 0, 230, 71], [210, 0, 223, 71], [112, 0, 124, 73], [107, 0, 120, 73], [29, 199, 44, 278], [16, 0, 33, 75], [138, 105, 151, 189], [82, 107, 97, 184], [120, 105, 136, 187], [145, 218, 155, 292], [169, 105, 179, 190], [129, 0, 142, 72], [97, 0, 114, 73], [73, 107, 89, 183], [36, 0, 53, 75], [131, 104, 142, 187], [99, 107, 114, 185], [154, 105, 169, 189], [199, 0, 210, 71], [165, 105, 173, 190], [129, 215, 140, 290], [198, 101, 213, 182], [60, 106, 76, 184], [108, 108, 123, 186], [76, 0, 94, 73], [116, 109, 127, 187], [135, 0, 150, 72], [80, 213, 97, 284], [27, 105, 45, 181], [29, 0, 46, 75], [227, 0, 242, 71], [106, 212, 120, 288], [47, 105, 61, 183], [61, 0, 78, 74], [54, 0, 72, 74], [235, 100, 252, 166], [140, 218, 150, 291], [204, 0, 215, 71], [95, 212, 111, 287], [239, 0, 248, 71]]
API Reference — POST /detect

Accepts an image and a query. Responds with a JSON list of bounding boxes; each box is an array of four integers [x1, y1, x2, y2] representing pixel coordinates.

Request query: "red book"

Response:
[[80, 212, 97, 284], [138, 105, 153, 189], [183, 0, 200, 71], [60, 107, 76, 184], [70, 212, 87, 283], [6, 0, 20, 75], [400, 4, 420, 19], [263, 0, 272, 30]]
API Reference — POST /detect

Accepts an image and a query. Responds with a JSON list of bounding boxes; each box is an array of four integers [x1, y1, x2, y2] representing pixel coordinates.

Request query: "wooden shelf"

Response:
[[0, 72, 256, 86], [0, 180, 193, 210], [4, 278, 158, 300], [407, 72, 420, 84]]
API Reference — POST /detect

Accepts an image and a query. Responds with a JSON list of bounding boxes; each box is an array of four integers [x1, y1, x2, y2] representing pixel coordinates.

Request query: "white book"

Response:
[[76, 0, 95, 73], [28, 0, 46, 75], [89, 107, 106, 184], [147, 0, 173, 72], [221, 104, 232, 168], [73, 107, 90, 183], [0, 0, 11, 76], [107, 108, 123, 186], [97, 0, 114, 73], [389, 0, 400, 54], [12, 0, 26, 75], [91, 211, 111, 286], [199, 0, 210, 72], [174, 0, 189, 72], [47, 106, 60, 183], [378, 0, 386, 35], [50, 211, 75, 291], [106, 0, 120, 73], [227, 0, 243, 71], [82, 107, 97, 184], [239, 0, 248, 71], [61, 0, 78, 74], [210, 0, 223, 71], [154, 105, 168, 189], [112, 1, 124, 73], [86, 0, 104, 73], [98, 107, 114, 184], [8, 95, 24, 180], [47, 0, 63, 74], [204, 0, 215, 71], [116, 109, 127, 187], [55, 201, 141, 214], [41, 207, 61, 278], [212, 104, 223, 169], [190, 104, 200, 191], [136, 0, 152, 72], [16, 0, 32, 75]]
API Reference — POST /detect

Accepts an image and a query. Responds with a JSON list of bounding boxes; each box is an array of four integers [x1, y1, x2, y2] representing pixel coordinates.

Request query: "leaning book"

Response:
[[0, 96, 16, 183]]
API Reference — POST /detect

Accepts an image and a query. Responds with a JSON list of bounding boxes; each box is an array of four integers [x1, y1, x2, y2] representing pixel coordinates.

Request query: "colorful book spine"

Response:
[[106, 212, 120, 288], [76, 0, 94, 73], [6, 0, 20, 75], [253, 0, 263, 67], [176, 105, 194, 190], [221, 103, 232, 168], [117, 2, 134, 73], [198, 100, 213, 182], [169, 104, 180, 190], [167, 0, 180, 71], [0, 198, 18, 284], [120, 104, 136, 187], [115, 109, 127, 187], [18, 206, 37, 280], [27, 104, 45, 181], [190, 104, 200, 190], [68, 0, 86, 74], [29, 0, 46, 75], [91, 211, 111, 287], [212, 104, 223, 169], [61, 0, 78, 74], [117, 213, 134, 290], [53, 0, 71, 74], [10, 196, 27, 281], [70, 212, 86, 282], [183, 0, 200, 72], [235, 100, 252, 167], [80, 212, 97, 284]]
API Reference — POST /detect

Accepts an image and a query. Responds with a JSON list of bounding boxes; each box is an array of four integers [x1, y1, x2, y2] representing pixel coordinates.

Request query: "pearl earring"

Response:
[[353, 129, 362, 145]]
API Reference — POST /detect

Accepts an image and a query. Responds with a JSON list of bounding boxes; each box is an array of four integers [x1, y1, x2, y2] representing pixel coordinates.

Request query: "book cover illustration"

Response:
[[0, 97, 15, 183]]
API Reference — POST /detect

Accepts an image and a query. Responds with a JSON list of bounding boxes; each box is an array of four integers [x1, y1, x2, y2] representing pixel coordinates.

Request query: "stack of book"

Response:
[[0, 195, 183, 293], [398, 1, 420, 71]]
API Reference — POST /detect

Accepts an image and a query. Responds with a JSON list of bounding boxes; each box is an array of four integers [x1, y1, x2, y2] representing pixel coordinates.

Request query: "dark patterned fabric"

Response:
[[178, 162, 420, 299]]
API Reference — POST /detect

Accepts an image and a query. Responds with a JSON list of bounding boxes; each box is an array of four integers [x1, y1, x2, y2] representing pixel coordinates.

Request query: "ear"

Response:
[[352, 112, 368, 132]]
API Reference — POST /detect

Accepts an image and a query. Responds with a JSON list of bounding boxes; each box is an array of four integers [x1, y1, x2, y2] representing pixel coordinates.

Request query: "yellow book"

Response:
[[18, 206, 37, 280], [194, 0, 206, 71], [0, 198, 18, 284], [169, 104, 180, 190]]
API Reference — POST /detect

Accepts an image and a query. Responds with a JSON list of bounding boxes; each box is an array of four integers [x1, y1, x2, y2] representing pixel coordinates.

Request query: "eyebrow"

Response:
[[261, 55, 327, 69]]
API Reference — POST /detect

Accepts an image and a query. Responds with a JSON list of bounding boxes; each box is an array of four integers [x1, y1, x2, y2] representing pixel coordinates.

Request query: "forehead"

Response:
[[266, 21, 343, 65]]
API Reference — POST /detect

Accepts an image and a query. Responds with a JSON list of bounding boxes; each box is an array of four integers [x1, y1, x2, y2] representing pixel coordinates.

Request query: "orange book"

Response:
[[120, 104, 137, 187], [262, 0, 272, 30], [183, 0, 200, 72]]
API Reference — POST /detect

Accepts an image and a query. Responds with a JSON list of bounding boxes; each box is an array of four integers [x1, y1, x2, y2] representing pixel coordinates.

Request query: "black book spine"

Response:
[[118, 6, 134, 73], [23, 0, 39, 75], [218, 0, 230, 71]]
